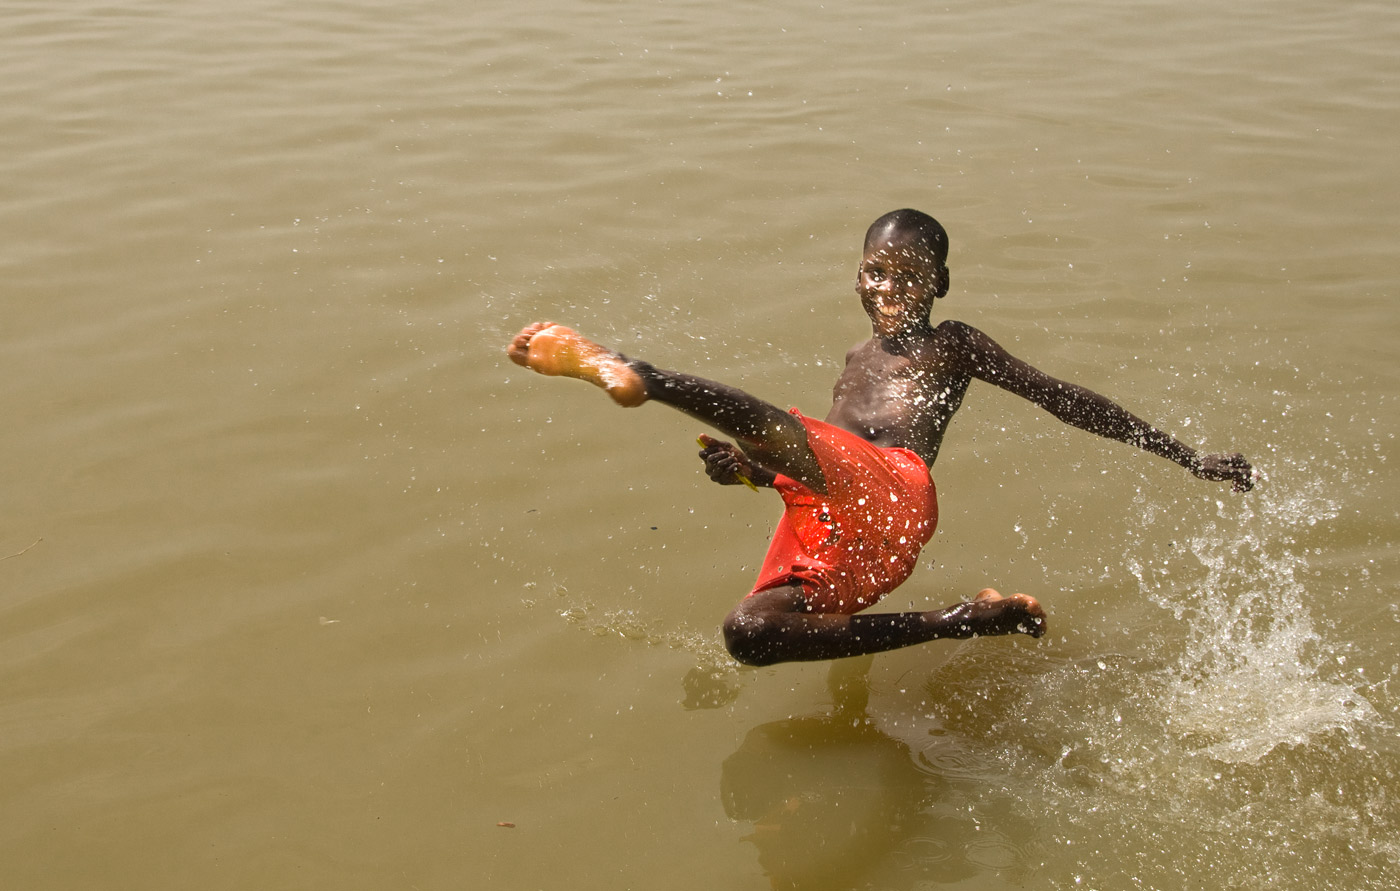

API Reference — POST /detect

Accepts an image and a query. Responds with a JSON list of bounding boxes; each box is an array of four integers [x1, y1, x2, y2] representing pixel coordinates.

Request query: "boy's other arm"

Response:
[[940, 321, 1254, 491]]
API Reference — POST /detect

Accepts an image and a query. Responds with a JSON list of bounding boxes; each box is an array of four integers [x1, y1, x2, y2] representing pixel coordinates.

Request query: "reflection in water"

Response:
[[720, 659, 1022, 890], [721, 709, 926, 887], [682, 661, 745, 710]]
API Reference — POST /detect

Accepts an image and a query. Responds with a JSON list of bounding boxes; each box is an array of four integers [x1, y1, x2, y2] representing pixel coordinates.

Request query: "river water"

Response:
[[2, 1, 1398, 888]]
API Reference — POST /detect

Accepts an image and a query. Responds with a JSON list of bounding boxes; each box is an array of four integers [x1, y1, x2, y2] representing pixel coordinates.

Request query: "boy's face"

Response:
[[856, 240, 945, 336]]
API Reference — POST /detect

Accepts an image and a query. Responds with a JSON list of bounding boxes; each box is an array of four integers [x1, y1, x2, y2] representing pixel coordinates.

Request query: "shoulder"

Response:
[[934, 319, 979, 338], [928, 320, 1022, 380], [844, 338, 876, 362], [932, 319, 990, 354]]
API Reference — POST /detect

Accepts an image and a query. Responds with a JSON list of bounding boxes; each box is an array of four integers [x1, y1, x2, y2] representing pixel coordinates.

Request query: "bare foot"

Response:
[[940, 588, 1047, 638], [507, 322, 648, 407]]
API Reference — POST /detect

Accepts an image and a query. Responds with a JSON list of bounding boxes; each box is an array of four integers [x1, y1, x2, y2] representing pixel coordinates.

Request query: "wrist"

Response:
[[1145, 428, 1197, 471]]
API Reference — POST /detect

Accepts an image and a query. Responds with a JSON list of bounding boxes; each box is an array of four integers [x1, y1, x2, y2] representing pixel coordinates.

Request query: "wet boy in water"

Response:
[[507, 209, 1254, 666]]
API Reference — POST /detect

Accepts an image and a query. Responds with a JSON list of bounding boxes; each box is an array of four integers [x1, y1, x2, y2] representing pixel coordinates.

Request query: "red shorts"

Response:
[[748, 410, 938, 614]]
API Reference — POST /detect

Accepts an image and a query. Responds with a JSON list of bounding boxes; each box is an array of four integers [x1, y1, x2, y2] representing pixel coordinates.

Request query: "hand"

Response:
[[1192, 452, 1256, 493], [697, 434, 761, 489]]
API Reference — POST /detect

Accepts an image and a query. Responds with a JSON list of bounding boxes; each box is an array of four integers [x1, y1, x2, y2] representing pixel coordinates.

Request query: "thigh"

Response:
[[638, 364, 824, 487]]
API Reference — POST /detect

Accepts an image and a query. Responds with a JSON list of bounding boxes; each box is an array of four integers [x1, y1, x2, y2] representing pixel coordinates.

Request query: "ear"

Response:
[[934, 265, 950, 299]]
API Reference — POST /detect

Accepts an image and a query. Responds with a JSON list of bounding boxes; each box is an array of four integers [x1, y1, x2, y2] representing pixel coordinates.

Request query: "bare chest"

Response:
[[825, 342, 968, 453]]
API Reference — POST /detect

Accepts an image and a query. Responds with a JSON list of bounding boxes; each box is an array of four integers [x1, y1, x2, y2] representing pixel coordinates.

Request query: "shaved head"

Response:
[[863, 209, 949, 266]]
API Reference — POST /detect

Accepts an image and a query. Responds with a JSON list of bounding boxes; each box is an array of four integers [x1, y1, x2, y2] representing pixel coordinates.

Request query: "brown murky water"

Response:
[[3, 1, 1398, 888]]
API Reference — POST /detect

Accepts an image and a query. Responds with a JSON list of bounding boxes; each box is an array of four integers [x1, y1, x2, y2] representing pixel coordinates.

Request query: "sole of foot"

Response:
[[507, 322, 647, 407]]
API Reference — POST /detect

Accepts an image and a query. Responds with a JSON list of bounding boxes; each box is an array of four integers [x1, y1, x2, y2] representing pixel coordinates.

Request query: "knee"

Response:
[[722, 608, 781, 667]]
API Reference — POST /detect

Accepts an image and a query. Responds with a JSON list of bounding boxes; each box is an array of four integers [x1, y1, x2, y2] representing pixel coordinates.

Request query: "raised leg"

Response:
[[723, 586, 1046, 666], [509, 322, 823, 487]]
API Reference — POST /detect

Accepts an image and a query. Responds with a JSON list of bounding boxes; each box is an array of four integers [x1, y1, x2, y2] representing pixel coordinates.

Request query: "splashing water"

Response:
[[929, 471, 1400, 889], [1142, 477, 1379, 763], [554, 596, 746, 710]]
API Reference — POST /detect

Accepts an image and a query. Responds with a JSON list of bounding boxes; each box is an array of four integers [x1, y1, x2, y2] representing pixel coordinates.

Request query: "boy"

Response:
[[507, 209, 1254, 666]]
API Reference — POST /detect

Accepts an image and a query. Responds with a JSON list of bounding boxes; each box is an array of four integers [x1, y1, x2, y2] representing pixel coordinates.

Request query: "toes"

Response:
[[1011, 594, 1047, 637], [506, 321, 556, 367], [515, 321, 554, 345], [1009, 593, 1046, 619]]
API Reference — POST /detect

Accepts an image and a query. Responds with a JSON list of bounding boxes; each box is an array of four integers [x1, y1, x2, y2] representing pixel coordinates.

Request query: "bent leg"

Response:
[[723, 586, 1046, 667], [509, 322, 821, 486]]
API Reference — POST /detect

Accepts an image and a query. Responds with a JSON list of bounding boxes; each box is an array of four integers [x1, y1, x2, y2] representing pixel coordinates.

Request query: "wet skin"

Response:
[[826, 239, 1254, 487], [509, 216, 1254, 665]]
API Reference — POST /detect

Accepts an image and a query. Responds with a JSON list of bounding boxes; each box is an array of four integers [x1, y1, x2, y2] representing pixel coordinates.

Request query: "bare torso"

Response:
[[824, 321, 972, 468]]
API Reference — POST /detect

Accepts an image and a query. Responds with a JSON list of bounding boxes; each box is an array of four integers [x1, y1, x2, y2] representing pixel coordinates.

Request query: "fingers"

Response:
[[1233, 465, 1260, 493], [1199, 452, 1255, 493], [696, 434, 740, 462], [1222, 453, 1255, 492], [1231, 464, 1254, 492], [707, 453, 745, 479], [696, 433, 734, 458], [697, 436, 733, 474], [697, 433, 755, 486]]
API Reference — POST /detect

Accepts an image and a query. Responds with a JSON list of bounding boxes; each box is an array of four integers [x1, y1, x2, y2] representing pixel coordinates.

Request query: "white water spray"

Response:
[[1140, 477, 1379, 763]]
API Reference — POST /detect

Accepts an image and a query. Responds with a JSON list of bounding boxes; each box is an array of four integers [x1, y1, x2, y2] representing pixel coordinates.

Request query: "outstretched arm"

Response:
[[942, 321, 1254, 491], [697, 434, 778, 489]]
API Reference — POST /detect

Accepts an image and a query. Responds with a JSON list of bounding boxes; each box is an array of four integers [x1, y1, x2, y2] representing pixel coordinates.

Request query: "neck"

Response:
[[871, 318, 935, 343]]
